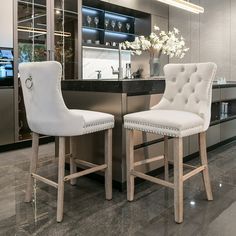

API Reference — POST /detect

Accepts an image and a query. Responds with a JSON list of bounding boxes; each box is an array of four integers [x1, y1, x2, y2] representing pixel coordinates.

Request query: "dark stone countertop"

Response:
[[212, 81, 236, 88], [61, 79, 166, 95], [61, 79, 236, 95]]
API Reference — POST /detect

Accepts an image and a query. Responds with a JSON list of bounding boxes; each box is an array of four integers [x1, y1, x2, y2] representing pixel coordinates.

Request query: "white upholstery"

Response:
[[19, 61, 114, 136], [124, 110, 204, 137], [124, 63, 217, 137]]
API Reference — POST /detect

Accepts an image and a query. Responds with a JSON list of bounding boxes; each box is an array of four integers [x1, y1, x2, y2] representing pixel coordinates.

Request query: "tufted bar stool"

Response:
[[19, 61, 114, 222], [124, 63, 217, 223]]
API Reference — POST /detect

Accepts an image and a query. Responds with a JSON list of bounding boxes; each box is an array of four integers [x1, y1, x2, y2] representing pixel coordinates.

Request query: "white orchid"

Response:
[[121, 26, 189, 59], [174, 27, 179, 34], [154, 25, 160, 31]]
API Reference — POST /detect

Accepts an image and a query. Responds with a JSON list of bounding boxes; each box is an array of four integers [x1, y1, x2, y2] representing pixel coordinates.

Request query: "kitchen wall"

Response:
[[109, 0, 169, 78], [169, 0, 236, 81], [0, 0, 13, 47]]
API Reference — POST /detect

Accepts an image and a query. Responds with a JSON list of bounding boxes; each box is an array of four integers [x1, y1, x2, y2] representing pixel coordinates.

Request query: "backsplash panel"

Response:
[[83, 47, 131, 79]]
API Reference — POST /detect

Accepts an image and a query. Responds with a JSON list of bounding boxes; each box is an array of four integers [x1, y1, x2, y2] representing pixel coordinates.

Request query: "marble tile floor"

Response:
[[0, 141, 236, 236]]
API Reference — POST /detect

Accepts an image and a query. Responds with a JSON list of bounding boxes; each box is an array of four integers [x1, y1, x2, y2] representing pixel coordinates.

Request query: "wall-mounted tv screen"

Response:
[[0, 48, 14, 87]]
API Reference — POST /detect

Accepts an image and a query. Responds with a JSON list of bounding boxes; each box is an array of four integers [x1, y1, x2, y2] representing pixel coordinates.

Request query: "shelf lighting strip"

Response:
[[104, 12, 129, 21], [82, 8, 99, 15], [156, 0, 204, 14], [105, 31, 129, 38], [17, 26, 71, 37]]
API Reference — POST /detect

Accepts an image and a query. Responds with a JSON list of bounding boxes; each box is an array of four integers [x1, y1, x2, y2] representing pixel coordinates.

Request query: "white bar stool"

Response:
[[124, 63, 217, 223], [19, 61, 114, 222]]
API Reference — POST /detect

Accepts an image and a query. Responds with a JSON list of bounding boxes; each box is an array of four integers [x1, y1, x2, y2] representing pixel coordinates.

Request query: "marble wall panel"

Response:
[[83, 47, 131, 79], [169, 0, 234, 81]]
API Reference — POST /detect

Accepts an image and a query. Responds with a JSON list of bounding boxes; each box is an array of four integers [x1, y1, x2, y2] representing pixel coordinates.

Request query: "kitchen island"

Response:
[[61, 79, 236, 189]]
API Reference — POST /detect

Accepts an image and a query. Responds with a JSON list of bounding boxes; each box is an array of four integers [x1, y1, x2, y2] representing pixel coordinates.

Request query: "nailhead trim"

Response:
[[84, 120, 113, 128], [83, 121, 114, 135], [124, 120, 203, 137]]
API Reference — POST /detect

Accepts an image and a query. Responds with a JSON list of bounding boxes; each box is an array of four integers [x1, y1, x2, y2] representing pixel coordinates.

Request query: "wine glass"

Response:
[[105, 19, 109, 30], [117, 21, 122, 32], [126, 23, 131, 33], [111, 20, 116, 31], [94, 17, 99, 28], [87, 15, 92, 27]]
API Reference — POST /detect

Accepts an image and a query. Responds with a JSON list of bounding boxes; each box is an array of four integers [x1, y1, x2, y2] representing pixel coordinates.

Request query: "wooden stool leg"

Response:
[[174, 137, 183, 223], [69, 137, 77, 186], [199, 132, 213, 201], [164, 136, 169, 181], [57, 137, 66, 222], [25, 132, 39, 202], [105, 129, 112, 200], [126, 129, 134, 201]]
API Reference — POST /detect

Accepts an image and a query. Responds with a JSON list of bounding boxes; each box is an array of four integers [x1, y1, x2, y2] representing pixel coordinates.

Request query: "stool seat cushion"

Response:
[[124, 109, 204, 137], [31, 109, 114, 137]]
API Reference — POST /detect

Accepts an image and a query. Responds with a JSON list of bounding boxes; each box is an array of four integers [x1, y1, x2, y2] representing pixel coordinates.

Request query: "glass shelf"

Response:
[[104, 30, 136, 37], [82, 6, 104, 14], [82, 4, 136, 48], [82, 26, 104, 32], [211, 114, 236, 126], [210, 98, 236, 126], [104, 11, 135, 22]]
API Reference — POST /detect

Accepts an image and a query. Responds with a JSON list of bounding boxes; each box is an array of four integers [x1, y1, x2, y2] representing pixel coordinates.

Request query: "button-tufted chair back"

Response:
[[152, 63, 217, 131], [19, 61, 84, 135]]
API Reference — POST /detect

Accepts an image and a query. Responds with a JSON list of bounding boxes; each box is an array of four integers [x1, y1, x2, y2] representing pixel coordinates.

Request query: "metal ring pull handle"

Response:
[[25, 76, 33, 89]]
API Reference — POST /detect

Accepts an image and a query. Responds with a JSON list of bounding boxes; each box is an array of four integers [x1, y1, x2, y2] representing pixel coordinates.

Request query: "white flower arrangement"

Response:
[[121, 26, 189, 59]]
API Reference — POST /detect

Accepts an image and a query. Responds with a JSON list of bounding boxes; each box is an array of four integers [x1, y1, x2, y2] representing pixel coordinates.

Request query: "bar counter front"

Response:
[[61, 79, 236, 189]]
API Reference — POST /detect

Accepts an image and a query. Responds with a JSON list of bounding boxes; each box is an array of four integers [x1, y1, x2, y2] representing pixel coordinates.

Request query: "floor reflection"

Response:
[[0, 142, 236, 235]]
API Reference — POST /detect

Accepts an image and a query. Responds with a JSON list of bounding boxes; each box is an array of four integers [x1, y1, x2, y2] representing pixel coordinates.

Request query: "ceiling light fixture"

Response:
[[156, 0, 204, 14]]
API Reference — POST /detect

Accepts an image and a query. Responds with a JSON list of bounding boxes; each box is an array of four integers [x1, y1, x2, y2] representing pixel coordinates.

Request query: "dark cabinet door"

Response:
[[0, 89, 14, 145]]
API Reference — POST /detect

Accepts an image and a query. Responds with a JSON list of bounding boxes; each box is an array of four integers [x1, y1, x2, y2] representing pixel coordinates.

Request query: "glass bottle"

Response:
[[125, 63, 131, 79]]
